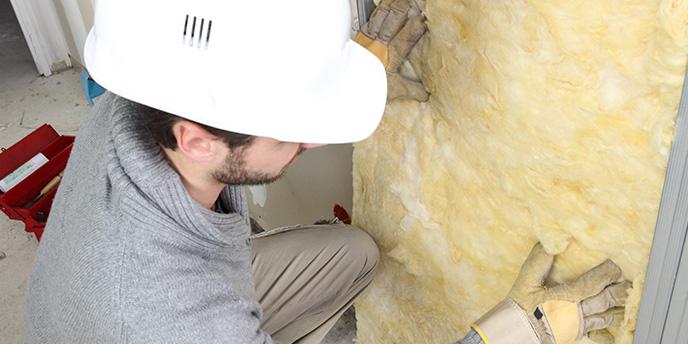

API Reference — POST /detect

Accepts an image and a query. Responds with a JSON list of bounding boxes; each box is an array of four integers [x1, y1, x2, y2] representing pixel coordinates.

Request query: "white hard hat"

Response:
[[84, 0, 387, 144]]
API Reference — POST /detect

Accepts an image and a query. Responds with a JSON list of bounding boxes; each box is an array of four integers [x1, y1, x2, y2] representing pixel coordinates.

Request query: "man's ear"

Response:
[[172, 121, 221, 162]]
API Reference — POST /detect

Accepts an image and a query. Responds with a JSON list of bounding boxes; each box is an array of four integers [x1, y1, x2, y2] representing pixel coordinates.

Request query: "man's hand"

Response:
[[355, 0, 429, 102], [471, 243, 631, 344]]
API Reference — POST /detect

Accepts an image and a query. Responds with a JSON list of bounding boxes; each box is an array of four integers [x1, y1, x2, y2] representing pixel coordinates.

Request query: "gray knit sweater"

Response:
[[24, 92, 276, 343]]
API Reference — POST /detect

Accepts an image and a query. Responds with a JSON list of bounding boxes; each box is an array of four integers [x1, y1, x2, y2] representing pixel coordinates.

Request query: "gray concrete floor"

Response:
[[0, 0, 356, 341]]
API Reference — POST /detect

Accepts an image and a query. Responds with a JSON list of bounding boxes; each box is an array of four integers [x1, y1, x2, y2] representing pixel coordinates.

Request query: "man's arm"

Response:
[[455, 329, 485, 344]]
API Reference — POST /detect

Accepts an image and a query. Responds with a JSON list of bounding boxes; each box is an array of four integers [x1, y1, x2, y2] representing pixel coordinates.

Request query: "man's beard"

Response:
[[212, 146, 306, 186]]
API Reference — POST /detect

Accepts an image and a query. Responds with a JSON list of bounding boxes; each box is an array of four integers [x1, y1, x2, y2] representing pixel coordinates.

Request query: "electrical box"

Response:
[[0, 124, 74, 241]]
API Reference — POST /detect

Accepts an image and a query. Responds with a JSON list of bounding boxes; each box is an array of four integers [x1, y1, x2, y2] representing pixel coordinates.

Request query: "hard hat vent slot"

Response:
[[182, 15, 212, 49]]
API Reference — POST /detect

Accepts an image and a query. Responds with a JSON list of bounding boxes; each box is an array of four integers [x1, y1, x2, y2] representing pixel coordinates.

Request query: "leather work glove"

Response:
[[471, 243, 631, 344], [355, 0, 429, 102]]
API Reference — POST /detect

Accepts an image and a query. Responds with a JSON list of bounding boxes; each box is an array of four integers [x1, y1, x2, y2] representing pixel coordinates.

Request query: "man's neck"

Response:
[[161, 147, 224, 210], [179, 176, 224, 211]]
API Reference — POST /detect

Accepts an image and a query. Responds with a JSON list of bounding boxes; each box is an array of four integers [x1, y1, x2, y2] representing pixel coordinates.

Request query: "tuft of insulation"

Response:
[[352, 0, 688, 343]]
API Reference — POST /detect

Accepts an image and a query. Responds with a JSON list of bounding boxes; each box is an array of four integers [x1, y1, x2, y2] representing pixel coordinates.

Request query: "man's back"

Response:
[[24, 93, 271, 344]]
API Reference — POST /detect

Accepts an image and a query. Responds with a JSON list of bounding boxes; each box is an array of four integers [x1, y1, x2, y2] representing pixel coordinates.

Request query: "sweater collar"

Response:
[[107, 93, 250, 241]]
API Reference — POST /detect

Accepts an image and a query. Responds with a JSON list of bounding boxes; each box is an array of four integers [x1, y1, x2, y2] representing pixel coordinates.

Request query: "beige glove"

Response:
[[355, 0, 429, 101], [472, 243, 631, 344]]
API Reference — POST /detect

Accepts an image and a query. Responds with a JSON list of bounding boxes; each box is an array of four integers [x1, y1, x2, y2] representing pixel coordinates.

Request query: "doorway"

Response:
[[0, 0, 38, 86]]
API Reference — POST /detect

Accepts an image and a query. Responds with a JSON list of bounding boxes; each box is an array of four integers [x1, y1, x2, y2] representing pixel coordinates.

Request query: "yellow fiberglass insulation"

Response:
[[352, 0, 688, 343]]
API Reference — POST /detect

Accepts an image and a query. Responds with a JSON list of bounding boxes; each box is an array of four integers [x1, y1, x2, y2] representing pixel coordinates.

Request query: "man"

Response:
[[24, 0, 628, 343], [25, 0, 385, 342]]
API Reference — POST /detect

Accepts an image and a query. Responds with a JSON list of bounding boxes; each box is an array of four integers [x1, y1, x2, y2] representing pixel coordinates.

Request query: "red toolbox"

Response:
[[0, 124, 75, 241]]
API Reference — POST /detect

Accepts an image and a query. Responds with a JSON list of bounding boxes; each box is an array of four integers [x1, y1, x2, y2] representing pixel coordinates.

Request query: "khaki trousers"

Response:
[[251, 223, 379, 344]]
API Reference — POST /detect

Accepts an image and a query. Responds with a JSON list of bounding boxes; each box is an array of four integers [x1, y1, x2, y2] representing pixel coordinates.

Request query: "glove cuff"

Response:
[[471, 298, 541, 344], [354, 33, 389, 68], [527, 305, 556, 344]]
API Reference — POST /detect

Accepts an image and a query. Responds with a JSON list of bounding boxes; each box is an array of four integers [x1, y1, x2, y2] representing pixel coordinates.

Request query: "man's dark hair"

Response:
[[140, 104, 255, 150]]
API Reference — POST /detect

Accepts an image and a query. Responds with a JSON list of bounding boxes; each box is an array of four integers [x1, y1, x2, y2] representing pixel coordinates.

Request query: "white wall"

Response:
[[246, 144, 355, 231]]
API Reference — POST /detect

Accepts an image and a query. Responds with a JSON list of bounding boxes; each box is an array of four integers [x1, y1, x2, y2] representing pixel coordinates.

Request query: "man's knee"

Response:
[[340, 225, 380, 283]]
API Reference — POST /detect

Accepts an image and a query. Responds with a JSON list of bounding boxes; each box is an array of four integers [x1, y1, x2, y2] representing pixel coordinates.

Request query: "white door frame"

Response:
[[634, 59, 688, 343], [9, 0, 72, 76]]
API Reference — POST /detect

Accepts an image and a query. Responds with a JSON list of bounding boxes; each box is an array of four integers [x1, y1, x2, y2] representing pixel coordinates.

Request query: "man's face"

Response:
[[212, 137, 324, 185]]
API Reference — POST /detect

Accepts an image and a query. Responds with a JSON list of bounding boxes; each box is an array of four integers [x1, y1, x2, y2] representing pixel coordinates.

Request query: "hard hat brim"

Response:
[[295, 40, 388, 144]]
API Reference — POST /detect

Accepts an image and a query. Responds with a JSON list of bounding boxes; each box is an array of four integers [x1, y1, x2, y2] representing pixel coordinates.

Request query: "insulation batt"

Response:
[[352, 0, 688, 343]]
